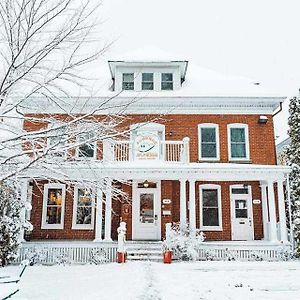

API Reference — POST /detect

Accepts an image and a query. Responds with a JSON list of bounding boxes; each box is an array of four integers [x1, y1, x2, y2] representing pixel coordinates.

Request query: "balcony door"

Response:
[[132, 181, 161, 240]]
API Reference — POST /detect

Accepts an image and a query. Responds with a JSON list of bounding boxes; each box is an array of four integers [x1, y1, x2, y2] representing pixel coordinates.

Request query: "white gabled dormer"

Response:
[[108, 60, 188, 92]]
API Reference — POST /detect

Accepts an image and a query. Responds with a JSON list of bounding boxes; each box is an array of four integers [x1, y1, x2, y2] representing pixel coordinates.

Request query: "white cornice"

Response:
[[21, 96, 284, 115]]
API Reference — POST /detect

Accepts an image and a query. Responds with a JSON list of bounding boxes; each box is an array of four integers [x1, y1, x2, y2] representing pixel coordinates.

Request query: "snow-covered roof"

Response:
[[89, 46, 286, 98]]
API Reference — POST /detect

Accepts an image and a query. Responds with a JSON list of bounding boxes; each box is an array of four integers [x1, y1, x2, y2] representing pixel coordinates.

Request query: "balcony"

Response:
[[103, 137, 190, 163]]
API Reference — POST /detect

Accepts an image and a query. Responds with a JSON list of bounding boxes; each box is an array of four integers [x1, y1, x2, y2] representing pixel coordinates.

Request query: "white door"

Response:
[[132, 184, 161, 240], [231, 186, 254, 241]]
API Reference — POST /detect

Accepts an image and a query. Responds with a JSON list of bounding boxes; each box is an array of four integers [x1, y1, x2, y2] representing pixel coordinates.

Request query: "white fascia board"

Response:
[[22, 96, 285, 115], [24, 162, 291, 182]]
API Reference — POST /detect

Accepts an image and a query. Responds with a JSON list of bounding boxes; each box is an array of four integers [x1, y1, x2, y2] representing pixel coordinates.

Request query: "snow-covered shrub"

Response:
[[0, 180, 24, 266], [89, 249, 108, 264], [287, 95, 300, 256], [166, 223, 205, 261], [24, 247, 48, 265]]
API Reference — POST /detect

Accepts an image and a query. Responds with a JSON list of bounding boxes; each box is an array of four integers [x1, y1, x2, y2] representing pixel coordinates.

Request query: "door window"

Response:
[[235, 199, 248, 218], [140, 193, 154, 223]]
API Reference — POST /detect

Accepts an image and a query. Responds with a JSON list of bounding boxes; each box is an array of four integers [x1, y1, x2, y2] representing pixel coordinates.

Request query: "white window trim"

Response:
[[199, 184, 223, 231], [161, 72, 174, 90], [72, 186, 95, 230], [198, 123, 220, 161], [227, 123, 250, 161], [75, 134, 97, 160], [41, 183, 66, 230]]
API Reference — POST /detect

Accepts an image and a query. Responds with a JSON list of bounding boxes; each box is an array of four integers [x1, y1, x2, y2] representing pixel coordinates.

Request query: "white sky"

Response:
[[99, 0, 300, 143]]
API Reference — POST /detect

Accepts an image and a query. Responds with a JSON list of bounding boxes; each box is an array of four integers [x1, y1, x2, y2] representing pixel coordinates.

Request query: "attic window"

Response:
[[122, 73, 134, 90], [161, 73, 173, 90], [142, 73, 154, 90]]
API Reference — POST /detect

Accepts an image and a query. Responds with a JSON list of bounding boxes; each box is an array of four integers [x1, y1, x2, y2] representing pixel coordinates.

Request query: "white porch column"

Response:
[[260, 183, 269, 240], [179, 179, 187, 228], [189, 179, 196, 238], [94, 184, 103, 242], [267, 180, 278, 242], [19, 178, 28, 242], [277, 180, 288, 243], [104, 178, 112, 241]]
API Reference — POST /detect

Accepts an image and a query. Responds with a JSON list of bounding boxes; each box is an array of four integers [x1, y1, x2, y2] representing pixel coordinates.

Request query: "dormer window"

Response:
[[161, 73, 173, 90], [122, 73, 134, 90], [142, 73, 154, 90]]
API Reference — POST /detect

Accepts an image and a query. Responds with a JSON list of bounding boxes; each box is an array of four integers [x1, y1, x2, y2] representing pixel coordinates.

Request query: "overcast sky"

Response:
[[100, 0, 300, 143]]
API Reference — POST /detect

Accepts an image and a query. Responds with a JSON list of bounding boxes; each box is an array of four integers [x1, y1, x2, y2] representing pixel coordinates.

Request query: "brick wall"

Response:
[[24, 113, 277, 165]]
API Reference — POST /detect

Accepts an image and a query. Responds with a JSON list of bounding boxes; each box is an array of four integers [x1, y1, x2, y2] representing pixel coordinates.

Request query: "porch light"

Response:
[[143, 180, 149, 188], [258, 115, 268, 124]]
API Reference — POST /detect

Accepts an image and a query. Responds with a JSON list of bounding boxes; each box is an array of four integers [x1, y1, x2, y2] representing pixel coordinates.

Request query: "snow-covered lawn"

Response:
[[1, 261, 300, 300]]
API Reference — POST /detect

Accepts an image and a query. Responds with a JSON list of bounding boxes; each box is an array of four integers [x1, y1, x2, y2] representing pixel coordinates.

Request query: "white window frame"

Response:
[[198, 123, 220, 161], [227, 123, 250, 161], [122, 73, 135, 90], [72, 186, 95, 230], [142, 73, 154, 90], [161, 73, 173, 90], [199, 184, 223, 231], [75, 132, 97, 160], [41, 183, 66, 229]]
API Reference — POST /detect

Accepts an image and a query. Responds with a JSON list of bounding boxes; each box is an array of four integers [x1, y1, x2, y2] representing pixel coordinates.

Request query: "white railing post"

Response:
[[182, 137, 190, 163], [103, 139, 114, 162], [117, 221, 127, 253], [165, 223, 172, 247]]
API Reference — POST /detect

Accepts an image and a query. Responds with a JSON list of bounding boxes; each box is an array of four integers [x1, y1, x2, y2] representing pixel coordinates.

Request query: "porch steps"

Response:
[[126, 242, 163, 262]]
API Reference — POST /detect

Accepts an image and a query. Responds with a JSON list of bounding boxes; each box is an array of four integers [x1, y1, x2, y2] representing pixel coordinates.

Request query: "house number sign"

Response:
[[253, 199, 261, 204], [162, 199, 171, 204]]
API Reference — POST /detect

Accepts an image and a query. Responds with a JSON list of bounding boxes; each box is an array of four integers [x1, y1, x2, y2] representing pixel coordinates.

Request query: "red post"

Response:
[[117, 251, 126, 263], [163, 250, 172, 264]]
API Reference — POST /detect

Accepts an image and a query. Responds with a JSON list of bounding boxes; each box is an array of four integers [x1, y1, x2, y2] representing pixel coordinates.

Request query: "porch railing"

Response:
[[103, 137, 190, 163]]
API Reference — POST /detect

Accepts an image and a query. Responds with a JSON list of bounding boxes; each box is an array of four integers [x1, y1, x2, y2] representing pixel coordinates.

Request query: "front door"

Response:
[[231, 186, 254, 241], [132, 183, 161, 240]]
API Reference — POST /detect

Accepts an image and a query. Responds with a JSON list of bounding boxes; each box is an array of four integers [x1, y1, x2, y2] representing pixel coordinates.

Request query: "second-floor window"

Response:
[[161, 73, 173, 90], [122, 73, 134, 90], [47, 125, 67, 158], [198, 124, 219, 160], [228, 124, 249, 160], [77, 132, 96, 159], [142, 73, 154, 90]]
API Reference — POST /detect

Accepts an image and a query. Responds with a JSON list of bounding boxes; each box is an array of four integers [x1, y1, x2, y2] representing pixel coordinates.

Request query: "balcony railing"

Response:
[[103, 137, 190, 163]]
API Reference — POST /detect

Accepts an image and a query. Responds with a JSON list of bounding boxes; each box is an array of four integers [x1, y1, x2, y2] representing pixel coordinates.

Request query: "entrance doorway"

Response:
[[132, 181, 161, 240], [230, 185, 254, 241]]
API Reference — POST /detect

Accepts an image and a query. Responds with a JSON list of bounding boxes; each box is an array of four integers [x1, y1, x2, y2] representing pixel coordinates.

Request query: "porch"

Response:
[[15, 240, 291, 264]]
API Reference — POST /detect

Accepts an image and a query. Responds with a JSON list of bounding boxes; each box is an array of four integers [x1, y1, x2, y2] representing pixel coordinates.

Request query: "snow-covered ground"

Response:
[[1, 261, 300, 300]]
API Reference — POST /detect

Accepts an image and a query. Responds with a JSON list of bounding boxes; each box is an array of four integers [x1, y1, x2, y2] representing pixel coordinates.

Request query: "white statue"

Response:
[[117, 221, 127, 253]]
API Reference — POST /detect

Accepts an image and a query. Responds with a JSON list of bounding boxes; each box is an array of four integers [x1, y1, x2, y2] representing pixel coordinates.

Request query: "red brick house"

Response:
[[19, 50, 291, 261]]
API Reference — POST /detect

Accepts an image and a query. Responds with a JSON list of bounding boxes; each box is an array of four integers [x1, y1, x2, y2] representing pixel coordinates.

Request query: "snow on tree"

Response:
[[287, 94, 300, 255], [0, 179, 32, 266]]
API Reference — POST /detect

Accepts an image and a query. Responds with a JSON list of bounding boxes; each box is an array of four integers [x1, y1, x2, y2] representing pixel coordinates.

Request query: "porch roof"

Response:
[[25, 162, 290, 182]]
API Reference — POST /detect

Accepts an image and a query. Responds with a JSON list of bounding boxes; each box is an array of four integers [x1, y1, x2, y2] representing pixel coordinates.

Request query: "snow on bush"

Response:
[[287, 95, 300, 256], [0, 180, 31, 266], [165, 223, 205, 261]]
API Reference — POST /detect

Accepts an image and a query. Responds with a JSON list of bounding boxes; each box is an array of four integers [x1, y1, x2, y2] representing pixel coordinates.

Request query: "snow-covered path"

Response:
[[1, 261, 300, 300]]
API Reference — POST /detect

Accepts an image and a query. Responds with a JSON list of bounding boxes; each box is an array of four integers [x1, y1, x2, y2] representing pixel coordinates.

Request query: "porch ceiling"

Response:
[[24, 162, 290, 182]]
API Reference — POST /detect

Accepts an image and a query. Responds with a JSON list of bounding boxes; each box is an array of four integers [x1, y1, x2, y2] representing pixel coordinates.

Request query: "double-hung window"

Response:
[[198, 124, 219, 160], [200, 184, 222, 231], [42, 183, 65, 229], [228, 124, 249, 160], [77, 132, 96, 159], [122, 73, 134, 90], [142, 73, 154, 90], [161, 73, 173, 90], [72, 187, 95, 229]]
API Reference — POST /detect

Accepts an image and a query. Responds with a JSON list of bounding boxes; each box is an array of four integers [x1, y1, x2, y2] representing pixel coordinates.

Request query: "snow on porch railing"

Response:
[[104, 137, 190, 163], [15, 242, 118, 265]]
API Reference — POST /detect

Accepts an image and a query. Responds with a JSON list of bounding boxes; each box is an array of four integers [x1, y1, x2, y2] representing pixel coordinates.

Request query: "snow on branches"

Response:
[[287, 94, 300, 255]]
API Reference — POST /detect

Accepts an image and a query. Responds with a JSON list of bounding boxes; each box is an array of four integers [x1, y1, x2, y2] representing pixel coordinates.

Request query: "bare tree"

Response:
[[0, 0, 133, 183]]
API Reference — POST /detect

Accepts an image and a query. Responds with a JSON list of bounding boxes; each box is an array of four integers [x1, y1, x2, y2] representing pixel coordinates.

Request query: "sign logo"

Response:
[[134, 131, 160, 160]]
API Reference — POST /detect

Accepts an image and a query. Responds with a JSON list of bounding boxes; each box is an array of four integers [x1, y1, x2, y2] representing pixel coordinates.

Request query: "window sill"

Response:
[[200, 227, 223, 232], [72, 225, 94, 230], [41, 224, 64, 230], [228, 160, 252, 164]]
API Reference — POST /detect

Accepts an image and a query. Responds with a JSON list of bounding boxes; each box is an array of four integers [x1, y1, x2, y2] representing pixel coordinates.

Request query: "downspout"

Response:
[[286, 174, 294, 251], [272, 101, 283, 117]]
